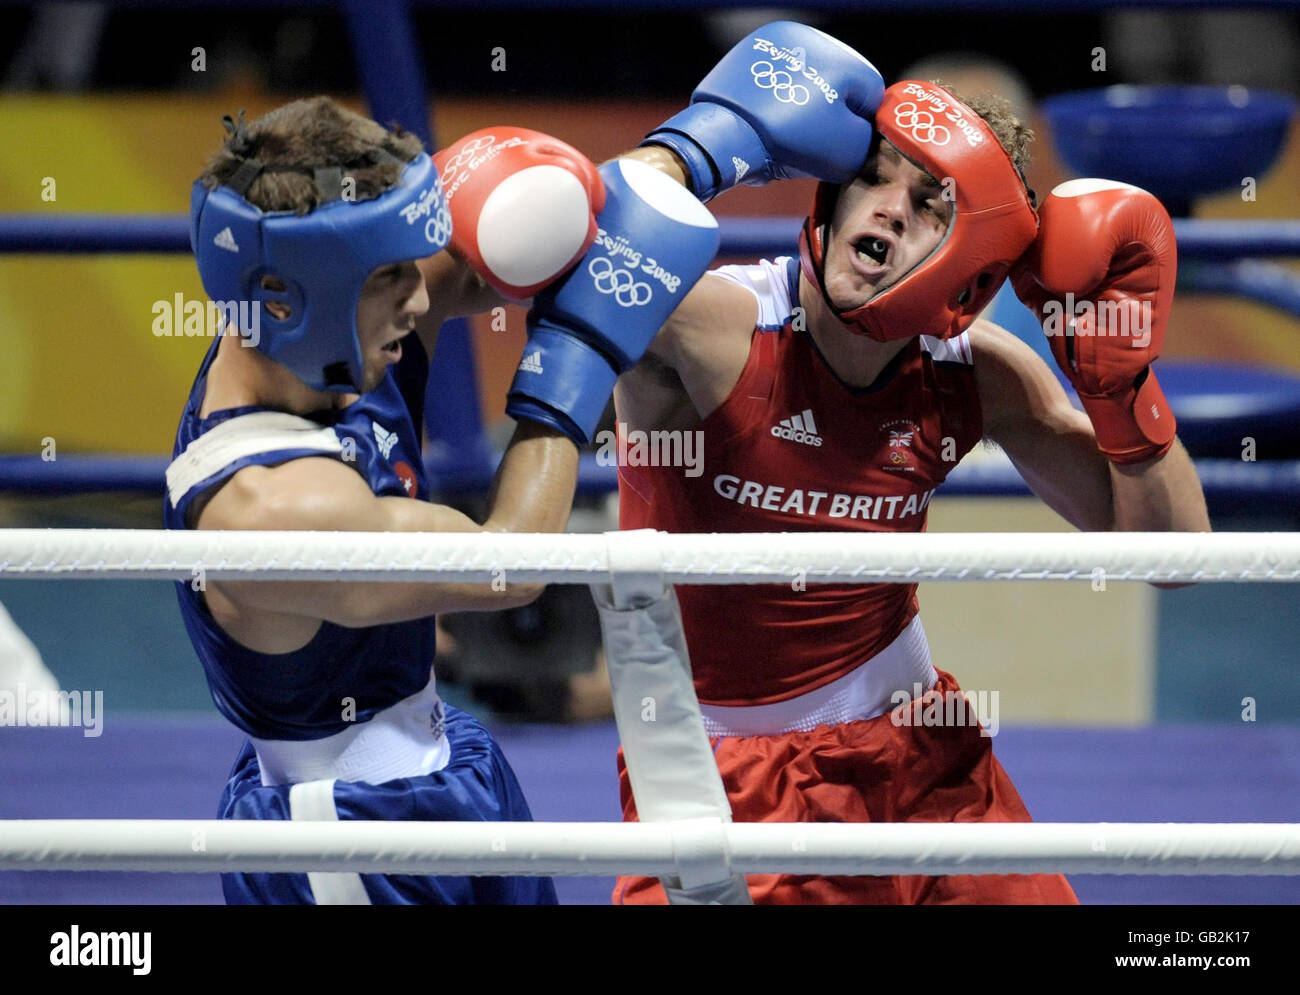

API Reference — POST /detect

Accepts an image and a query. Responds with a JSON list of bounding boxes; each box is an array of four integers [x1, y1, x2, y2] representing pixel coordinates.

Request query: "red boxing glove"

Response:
[[1012, 180, 1178, 465], [434, 127, 605, 300]]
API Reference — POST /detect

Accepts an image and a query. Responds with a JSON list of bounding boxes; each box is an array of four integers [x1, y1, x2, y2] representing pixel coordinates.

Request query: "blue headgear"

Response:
[[190, 114, 451, 392]]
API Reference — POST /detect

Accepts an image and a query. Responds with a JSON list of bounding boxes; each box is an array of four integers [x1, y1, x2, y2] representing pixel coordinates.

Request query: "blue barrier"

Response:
[[0, 215, 193, 254], [5, 214, 1300, 262], [3, 453, 1297, 516], [1181, 260, 1300, 319], [6, 213, 1300, 319]]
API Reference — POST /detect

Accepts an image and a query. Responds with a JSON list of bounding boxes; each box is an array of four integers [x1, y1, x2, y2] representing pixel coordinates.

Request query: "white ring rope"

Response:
[[5, 530, 1296, 886], [0, 529, 1298, 583], [0, 821, 1296, 876]]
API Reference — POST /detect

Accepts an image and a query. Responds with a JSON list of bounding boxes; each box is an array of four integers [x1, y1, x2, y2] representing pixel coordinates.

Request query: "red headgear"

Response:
[[798, 80, 1038, 341]]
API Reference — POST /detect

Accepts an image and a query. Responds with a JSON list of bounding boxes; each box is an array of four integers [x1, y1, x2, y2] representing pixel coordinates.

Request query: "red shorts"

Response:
[[613, 670, 1078, 905]]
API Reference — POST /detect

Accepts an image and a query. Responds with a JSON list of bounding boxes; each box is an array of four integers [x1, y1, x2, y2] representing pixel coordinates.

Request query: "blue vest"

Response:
[[163, 336, 438, 740]]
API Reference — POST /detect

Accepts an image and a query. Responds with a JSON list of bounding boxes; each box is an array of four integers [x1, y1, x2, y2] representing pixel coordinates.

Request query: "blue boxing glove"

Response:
[[642, 21, 884, 201], [506, 158, 719, 446]]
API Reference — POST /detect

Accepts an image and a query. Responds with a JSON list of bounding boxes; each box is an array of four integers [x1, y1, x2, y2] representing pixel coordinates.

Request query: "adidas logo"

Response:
[[372, 421, 397, 459], [770, 408, 823, 447], [518, 350, 543, 375], [732, 156, 750, 182], [213, 227, 239, 252]]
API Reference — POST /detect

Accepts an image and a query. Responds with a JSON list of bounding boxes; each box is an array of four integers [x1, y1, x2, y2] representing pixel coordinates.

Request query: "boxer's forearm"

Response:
[[1107, 437, 1211, 533], [483, 419, 580, 535], [619, 146, 691, 189]]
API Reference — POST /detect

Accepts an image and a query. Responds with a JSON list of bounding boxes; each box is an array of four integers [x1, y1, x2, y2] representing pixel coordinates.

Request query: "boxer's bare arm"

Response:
[[628, 146, 691, 188], [615, 145, 759, 423], [615, 273, 757, 432], [971, 321, 1111, 531], [972, 320, 1210, 534], [193, 420, 577, 652]]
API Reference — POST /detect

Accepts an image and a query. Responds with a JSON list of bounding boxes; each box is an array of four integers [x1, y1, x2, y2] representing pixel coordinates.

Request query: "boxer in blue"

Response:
[[164, 97, 719, 904]]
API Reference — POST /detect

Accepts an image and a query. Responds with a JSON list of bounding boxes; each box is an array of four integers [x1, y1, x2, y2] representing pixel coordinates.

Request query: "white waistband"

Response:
[[699, 615, 938, 737], [250, 679, 451, 787]]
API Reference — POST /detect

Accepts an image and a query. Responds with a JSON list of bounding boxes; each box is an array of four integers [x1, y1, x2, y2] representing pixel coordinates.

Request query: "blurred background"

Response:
[[0, 1, 1298, 905]]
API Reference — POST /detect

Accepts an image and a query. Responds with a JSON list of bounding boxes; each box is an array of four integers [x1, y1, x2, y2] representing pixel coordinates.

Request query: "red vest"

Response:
[[619, 258, 983, 705]]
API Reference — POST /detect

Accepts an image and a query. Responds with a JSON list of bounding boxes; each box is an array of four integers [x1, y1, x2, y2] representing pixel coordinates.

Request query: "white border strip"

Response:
[[0, 530, 1298, 583], [289, 780, 371, 906], [0, 821, 1296, 876]]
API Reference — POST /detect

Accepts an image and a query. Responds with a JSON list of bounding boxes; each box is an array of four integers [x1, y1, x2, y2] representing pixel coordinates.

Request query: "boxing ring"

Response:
[[1, 531, 1299, 904], [2, 0, 1300, 906]]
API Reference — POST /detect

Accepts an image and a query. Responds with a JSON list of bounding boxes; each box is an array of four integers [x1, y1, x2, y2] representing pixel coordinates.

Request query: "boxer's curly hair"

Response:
[[197, 96, 425, 214], [930, 80, 1034, 176]]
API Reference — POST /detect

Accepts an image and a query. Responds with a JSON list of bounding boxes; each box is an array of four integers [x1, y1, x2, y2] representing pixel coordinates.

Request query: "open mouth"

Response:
[[382, 337, 403, 359], [854, 236, 891, 267]]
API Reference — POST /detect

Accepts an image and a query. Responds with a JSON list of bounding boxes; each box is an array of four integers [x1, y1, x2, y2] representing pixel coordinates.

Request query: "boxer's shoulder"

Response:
[[191, 455, 369, 532], [642, 270, 756, 412], [965, 317, 1015, 362], [674, 269, 760, 340], [706, 256, 797, 327]]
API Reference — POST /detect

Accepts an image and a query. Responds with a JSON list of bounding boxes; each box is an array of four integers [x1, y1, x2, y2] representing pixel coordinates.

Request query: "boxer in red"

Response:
[[613, 26, 1211, 904]]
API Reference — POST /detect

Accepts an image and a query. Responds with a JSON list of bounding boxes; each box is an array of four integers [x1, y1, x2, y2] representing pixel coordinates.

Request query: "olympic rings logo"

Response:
[[588, 257, 652, 307], [439, 134, 497, 183], [425, 204, 452, 246], [892, 102, 951, 146], [750, 61, 809, 106]]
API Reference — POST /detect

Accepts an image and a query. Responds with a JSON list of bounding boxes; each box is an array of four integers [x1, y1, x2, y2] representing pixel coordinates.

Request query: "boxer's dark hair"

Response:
[[197, 96, 425, 215]]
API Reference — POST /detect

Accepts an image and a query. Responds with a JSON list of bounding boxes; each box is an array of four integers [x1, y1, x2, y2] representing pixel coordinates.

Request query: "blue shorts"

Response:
[[217, 705, 558, 905]]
